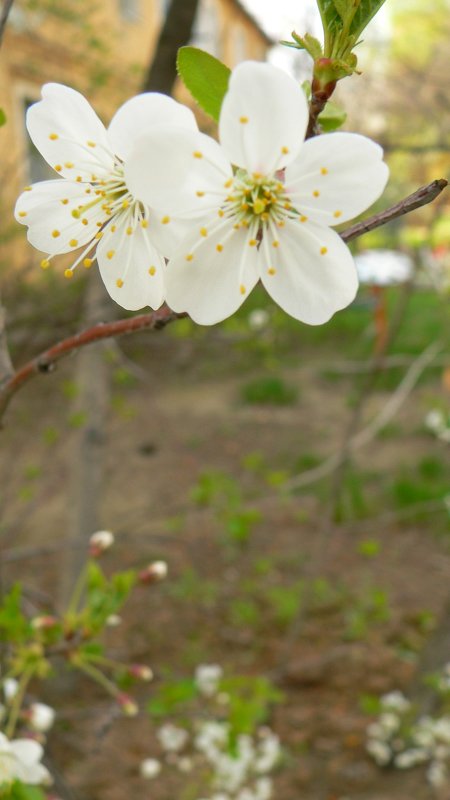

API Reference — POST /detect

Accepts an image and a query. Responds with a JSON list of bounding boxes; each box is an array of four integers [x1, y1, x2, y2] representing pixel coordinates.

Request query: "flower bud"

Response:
[[140, 758, 161, 779], [28, 702, 56, 732], [31, 615, 59, 631], [129, 664, 153, 682], [106, 614, 122, 627], [117, 693, 138, 716], [89, 530, 114, 557], [138, 561, 168, 584]]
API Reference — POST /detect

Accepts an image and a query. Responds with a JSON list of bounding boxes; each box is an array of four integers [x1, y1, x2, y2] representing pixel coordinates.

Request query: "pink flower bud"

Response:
[[129, 664, 153, 682], [89, 530, 114, 557], [117, 693, 138, 716], [138, 561, 168, 584], [31, 615, 59, 630]]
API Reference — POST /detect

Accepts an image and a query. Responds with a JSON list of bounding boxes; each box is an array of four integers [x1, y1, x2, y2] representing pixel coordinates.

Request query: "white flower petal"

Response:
[[108, 94, 198, 161], [124, 127, 231, 216], [165, 216, 259, 325], [259, 219, 358, 324], [219, 61, 308, 174], [15, 180, 104, 255], [97, 213, 165, 310], [26, 83, 113, 180], [285, 132, 389, 225], [10, 738, 43, 768]]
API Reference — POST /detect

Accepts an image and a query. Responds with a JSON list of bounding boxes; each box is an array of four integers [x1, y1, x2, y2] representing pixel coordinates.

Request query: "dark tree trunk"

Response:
[[142, 0, 200, 95]]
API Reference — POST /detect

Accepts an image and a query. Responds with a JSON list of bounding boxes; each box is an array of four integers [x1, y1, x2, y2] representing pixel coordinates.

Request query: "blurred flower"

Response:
[[157, 723, 189, 753], [105, 614, 122, 627], [117, 693, 138, 716], [0, 732, 52, 786], [138, 561, 168, 584], [15, 84, 197, 310], [126, 61, 388, 326], [129, 664, 153, 682], [195, 664, 223, 697], [140, 757, 161, 779], [28, 702, 56, 733], [3, 678, 19, 703], [89, 530, 114, 556], [248, 309, 270, 330]]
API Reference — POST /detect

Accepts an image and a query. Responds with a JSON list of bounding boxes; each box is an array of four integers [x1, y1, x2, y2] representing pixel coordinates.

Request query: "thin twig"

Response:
[[0, 0, 15, 48]]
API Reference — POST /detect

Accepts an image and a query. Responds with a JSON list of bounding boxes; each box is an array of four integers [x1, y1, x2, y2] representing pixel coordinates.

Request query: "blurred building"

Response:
[[0, 0, 271, 258]]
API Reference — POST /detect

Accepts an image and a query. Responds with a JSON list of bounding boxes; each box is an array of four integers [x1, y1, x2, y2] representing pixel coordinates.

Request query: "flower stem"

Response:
[[5, 668, 34, 738]]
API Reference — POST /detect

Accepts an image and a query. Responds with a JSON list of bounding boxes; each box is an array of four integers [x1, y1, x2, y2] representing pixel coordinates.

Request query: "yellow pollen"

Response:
[[40, 259, 50, 269], [64, 269, 73, 279], [69, 239, 78, 247], [261, 212, 269, 221], [185, 254, 194, 261], [76, 176, 83, 182], [239, 116, 249, 124], [54, 165, 62, 172], [122, 200, 129, 209], [83, 258, 93, 268], [85, 188, 91, 194], [95, 232, 103, 239], [91, 175, 97, 182], [87, 140, 96, 147], [313, 190, 320, 197], [218, 209, 224, 218], [82, 218, 88, 226], [240, 284, 246, 295], [272, 240, 279, 248], [224, 179, 233, 188], [321, 167, 328, 175], [277, 220, 285, 227], [64, 162, 74, 169], [320, 246, 328, 255], [233, 223, 240, 230], [193, 151, 203, 159], [96, 221, 102, 227], [300, 215, 308, 223], [216, 243, 223, 252], [333, 210, 342, 218], [61, 198, 69, 205], [18, 211, 27, 217], [268, 267, 276, 276], [161, 215, 170, 224], [253, 172, 262, 180], [284, 202, 291, 209], [52, 229, 60, 238], [111, 225, 117, 232], [49, 133, 58, 140], [148, 266, 156, 276], [107, 250, 115, 259], [200, 227, 208, 237], [141, 219, 148, 228], [241, 202, 249, 211], [24, 186, 32, 191], [249, 239, 257, 247], [116, 279, 124, 288], [196, 190, 205, 197], [281, 146, 289, 154], [126, 226, 133, 235]]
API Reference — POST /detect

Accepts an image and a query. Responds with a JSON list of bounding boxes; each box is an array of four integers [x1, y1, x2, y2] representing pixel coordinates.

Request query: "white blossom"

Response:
[[427, 760, 448, 788], [366, 739, 391, 765], [15, 84, 197, 310], [157, 723, 189, 753], [195, 664, 223, 697], [28, 702, 56, 733], [140, 757, 162, 779], [3, 679, 19, 703], [126, 61, 388, 326], [381, 691, 411, 713], [0, 732, 51, 786]]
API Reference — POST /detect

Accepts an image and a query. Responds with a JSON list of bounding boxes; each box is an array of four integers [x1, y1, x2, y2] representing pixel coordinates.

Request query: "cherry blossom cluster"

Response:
[[366, 674, 450, 790], [15, 61, 389, 326], [140, 664, 281, 800], [425, 409, 450, 444]]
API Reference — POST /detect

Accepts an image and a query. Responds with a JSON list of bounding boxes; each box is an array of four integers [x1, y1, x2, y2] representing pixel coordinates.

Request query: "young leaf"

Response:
[[318, 99, 347, 131], [177, 46, 230, 123], [332, 0, 348, 19], [351, 0, 387, 39], [0, 108, 6, 127], [317, 0, 343, 34]]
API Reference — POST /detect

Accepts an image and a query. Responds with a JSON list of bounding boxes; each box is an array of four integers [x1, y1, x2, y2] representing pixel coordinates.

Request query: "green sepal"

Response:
[[177, 46, 231, 122]]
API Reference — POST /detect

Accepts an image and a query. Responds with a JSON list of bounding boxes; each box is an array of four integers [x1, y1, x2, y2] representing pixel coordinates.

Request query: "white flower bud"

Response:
[[89, 530, 114, 556], [140, 758, 161, 779], [29, 703, 56, 732], [4, 678, 19, 703], [195, 664, 223, 697], [106, 614, 122, 627]]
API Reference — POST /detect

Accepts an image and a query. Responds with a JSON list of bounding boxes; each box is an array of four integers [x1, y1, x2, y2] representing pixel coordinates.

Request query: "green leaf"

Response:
[[0, 108, 6, 127], [9, 782, 45, 800], [332, 0, 348, 19], [350, 0, 387, 39], [177, 47, 230, 122], [318, 99, 347, 131], [317, 0, 342, 34]]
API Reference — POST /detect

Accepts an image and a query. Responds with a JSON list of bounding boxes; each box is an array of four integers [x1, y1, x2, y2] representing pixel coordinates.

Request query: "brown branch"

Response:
[[342, 179, 448, 243], [0, 305, 185, 423], [0, 0, 15, 48]]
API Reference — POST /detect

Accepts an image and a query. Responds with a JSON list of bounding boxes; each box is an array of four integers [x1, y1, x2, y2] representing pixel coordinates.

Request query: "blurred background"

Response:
[[0, 1, 449, 798]]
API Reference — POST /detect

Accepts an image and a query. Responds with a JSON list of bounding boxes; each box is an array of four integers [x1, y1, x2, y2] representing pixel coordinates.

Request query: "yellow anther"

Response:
[[64, 269, 73, 279], [82, 218, 88, 226], [122, 200, 129, 209], [54, 165, 62, 172], [284, 202, 291, 209], [218, 209, 225, 217], [272, 240, 279, 248], [40, 259, 50, 269], [69, 239, 78, 247], [321, 167, 328, 175], [126, 226, 133, 235], [200, 227, 208, 237], [249, 239, 257, 247], [85, 188, 91, 194], [253, 172, 262, 180], [277, 220, 285, 227], [313, 190, 320, 197], [18, 211, 27, 217], [261, 212, 269, 221], [76, 176, 83, 182], [91, 175, 97, 181], [24, 186, 32, 191], [148, 266, 156, 276], [185, 254, 194, 261], [196, 190, 205, 197], [224, 179, 233, 188], [61, 198, 69, 205], [141, 219, 148, 228], [161, 215, 170, 224], [320, 246, 328, 255], [64, 162, 74, 169], [240, 284, 246, 295], [71, 209, 80, 219], [281, 146, 289, 154], [233, 223, 240, 230], [95, 231, 103, 240], [333, 210, 342, 218], [300, 215, 308, 223], [52, 229, 60, 238], [241, 202, 249, 211], [193, 151, 203, 159], [87, 140, 96, 147], [116, 278, 124, 288], [267, 267, 276, 276], [239, 116, 249, 124], [83, 258, 93, 268], [49, 133, 58, 140], [111, 225, 117, 232], [96, 221, 102, 227], [216, 243, 223, 252], [107, 250, 115, 259]]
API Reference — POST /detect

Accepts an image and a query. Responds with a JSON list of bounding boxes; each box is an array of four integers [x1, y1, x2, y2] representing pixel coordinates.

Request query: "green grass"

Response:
[[240, 375, 298, 405]]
